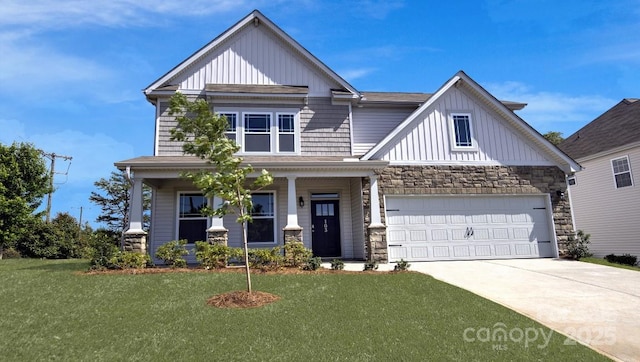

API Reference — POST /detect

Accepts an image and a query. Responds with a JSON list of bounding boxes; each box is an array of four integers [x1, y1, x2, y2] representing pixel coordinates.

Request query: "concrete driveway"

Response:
[[393, 259, 640, 362]]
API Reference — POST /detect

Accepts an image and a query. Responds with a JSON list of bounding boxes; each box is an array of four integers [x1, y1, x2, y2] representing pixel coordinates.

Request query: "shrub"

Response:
[[2, 247, 21, 259], [109, 251, 149, 269], [87, 232, 120, 270], [248, 247, 283, 270], [155, 240, 189, 268], [605, 253, 638, 266], [394, 259, 411, 271], [363, 261, 378, 271], [330, 259, 344, 270], [565, 230, 592, 260], [303, 256, 322, 271], [195, 242, 242, 269], [283, 241, 312, 267]]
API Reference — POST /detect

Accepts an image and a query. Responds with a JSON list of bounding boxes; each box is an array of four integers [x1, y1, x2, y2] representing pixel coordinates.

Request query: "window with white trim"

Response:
[[215, 108, 299, 154], [221, 112, 237, 142], [611, 156, 633, 188], [178, 193, 208, 243], [278, 113, 295, 152], [451, 113, 474, 148], [247, 192, 275, 243]]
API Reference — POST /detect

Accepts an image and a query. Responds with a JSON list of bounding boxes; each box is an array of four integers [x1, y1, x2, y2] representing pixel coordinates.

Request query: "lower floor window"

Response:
[[178, 193, 208, 243], [247, 192, 275, 243]]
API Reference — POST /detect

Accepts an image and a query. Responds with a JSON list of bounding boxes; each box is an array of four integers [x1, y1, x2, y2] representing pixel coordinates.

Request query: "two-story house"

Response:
[[116, 10, 580, 263], [559, 99, 640, 258]]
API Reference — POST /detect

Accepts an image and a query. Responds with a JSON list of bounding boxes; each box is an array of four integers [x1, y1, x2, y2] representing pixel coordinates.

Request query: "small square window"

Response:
[[611, 156, 633, 188]]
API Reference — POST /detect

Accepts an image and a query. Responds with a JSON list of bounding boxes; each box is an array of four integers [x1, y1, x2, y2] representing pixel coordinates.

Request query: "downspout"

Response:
[[348, 102, 354, 156]]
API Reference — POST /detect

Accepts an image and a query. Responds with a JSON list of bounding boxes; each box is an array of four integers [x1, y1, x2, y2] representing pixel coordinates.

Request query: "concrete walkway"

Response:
[[333, 259, 640, 361]]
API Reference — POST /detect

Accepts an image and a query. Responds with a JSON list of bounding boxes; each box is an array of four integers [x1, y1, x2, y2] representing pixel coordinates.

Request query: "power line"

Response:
[[40, 151, 72, 222]]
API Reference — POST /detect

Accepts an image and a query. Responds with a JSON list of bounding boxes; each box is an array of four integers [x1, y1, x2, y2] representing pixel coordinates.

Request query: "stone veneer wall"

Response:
[[362, 165, 574, 261]]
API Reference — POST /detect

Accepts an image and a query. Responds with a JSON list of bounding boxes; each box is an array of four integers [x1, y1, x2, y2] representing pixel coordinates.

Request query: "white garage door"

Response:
[[386, 195, 556, 262]]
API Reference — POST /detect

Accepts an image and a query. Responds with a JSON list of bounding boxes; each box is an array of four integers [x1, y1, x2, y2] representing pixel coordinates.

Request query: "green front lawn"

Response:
[[1, 259, 607, 361], [581, 257, 640, 271]]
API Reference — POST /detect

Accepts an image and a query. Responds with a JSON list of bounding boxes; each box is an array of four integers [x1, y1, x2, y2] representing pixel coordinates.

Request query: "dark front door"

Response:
[[311, 200, 341, 257]]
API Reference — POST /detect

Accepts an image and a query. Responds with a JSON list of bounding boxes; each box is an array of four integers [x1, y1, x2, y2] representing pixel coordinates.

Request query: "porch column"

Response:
[[283, 176, 303, 244], [367, 174, 387, 263], [369, 175, 384, 227], [123, 175, 147, 254], [207, 196, 228, 245]]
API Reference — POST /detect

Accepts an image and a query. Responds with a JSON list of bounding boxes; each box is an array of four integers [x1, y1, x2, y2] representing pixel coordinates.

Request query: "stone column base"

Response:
[[123, 233, 147, 254], [367, 225, 388, 263], [207, 228, 228, 246], [283, 226, 303, 244]]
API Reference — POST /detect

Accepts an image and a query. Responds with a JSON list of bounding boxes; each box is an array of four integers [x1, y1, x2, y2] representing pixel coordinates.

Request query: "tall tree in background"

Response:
[[0, 142, 51, 259], [543, 131, 564, 146], [89, 171, 151, 234], [169, 92, 273, 293]]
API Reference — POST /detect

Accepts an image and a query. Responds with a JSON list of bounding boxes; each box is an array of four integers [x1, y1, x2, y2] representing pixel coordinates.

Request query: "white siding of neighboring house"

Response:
[[168, 24, 340, 97], [352, 107, 416, 155], [372, 87, 554, 165], [569, 146, 640, 258]]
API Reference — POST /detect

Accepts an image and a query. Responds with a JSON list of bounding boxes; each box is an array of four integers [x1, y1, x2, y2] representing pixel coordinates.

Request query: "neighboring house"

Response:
[[116, 10, 580, 263], [559, 99, 640, 258]]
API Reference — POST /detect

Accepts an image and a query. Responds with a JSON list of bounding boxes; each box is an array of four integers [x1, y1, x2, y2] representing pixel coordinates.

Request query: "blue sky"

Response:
[[1, 0, 639, 228]]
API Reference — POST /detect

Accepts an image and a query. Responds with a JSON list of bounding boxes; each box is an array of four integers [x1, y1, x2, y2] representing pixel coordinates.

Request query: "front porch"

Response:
[[117, 156, 390, 263]]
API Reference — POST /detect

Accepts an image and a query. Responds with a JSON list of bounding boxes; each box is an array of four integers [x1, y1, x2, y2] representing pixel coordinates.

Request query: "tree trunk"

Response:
[[240, 210, 252, 294]]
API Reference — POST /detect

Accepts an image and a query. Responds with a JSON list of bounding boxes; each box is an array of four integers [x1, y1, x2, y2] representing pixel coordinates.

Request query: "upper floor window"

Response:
[[611, 156, 633, 188], [449, 113, 475, 150], [216, 108, 299, 154], [221, 113, 237, 141]]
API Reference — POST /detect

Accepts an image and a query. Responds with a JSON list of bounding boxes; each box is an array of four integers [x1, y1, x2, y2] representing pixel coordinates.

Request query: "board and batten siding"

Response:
[[155, 98, 351, 157], [352, 107, 416, 155], [168, 23, 340, 97], [569, 147, 640, 258], [373, 87, 553, 165]]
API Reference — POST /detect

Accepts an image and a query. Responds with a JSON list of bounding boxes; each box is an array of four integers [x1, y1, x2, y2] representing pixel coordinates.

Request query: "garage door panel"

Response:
[[473, 245, 492, 257], [492, 228, 510, 239], [386, 195, 555, 262], [431, 229, 448, 241]]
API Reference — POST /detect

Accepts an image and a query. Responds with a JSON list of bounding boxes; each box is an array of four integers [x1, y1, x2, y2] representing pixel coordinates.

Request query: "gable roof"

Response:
[[362, 71, 581, 173], [559, 98, 640, 160], [144, 10, 359, 98]]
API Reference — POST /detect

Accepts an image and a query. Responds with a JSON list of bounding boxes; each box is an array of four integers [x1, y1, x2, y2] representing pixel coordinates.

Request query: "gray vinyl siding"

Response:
[[300, 98, 351, 156], [156, 98, 352, 156], [156, 101, 182, 156], [352, 106, 416, 155], [349, 177, 365, 259], [149, 177, 362, 259], [569, 147, 640, 258]]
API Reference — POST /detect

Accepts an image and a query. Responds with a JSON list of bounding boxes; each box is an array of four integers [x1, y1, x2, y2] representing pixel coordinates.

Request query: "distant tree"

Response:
[[169, 92, 273, 293], [543, 131, 564, 146], [17, 212, 87, 259], [0, 142, 51, 259], [89, 171, 151, 234]]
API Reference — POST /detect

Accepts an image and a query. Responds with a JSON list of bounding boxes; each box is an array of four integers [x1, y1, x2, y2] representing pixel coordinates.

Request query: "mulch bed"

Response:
[[207, 290, 280, 308]]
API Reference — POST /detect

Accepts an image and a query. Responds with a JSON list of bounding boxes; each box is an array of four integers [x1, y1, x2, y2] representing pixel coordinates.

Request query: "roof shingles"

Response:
[[559, 98, 640, 159]]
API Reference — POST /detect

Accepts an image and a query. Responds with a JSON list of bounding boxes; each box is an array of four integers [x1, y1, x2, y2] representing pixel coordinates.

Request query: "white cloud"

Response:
[[340, 68, 377, 81], [486, 81, 615, 135], [0, 0, 244, 29]]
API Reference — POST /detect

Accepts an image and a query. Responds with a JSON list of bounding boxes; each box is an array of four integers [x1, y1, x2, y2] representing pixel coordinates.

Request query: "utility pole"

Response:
[[41, 152, 72, 222]]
